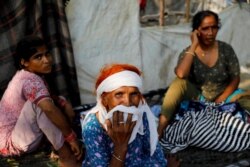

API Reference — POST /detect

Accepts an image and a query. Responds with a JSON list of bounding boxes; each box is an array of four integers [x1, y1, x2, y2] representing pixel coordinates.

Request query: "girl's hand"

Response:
[[63, 102, 75, 123], [68, 139, 83, 160]]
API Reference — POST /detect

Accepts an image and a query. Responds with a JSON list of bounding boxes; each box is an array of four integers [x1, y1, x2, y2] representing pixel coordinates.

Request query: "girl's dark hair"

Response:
[[191, 10, 221, 31], [14, 36, 45, 69]]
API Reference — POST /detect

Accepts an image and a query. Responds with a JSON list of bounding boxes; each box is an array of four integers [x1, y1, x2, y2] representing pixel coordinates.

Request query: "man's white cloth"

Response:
[[81, 70, 158, 156]]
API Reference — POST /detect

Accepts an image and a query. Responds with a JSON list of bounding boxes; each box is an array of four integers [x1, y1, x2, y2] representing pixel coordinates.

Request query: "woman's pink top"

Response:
[[0, 70, 50, 155]]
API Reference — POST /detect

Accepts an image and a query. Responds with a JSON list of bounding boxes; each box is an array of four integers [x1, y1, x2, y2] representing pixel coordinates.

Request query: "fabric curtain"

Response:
[[0, 0, 80, 106]]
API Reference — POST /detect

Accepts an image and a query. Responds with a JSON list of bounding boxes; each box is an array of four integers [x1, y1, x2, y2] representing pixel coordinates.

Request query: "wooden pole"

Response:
[[159, 0, 165, 26], [201, 0, 205, 10], [185, 0, 190, 22]]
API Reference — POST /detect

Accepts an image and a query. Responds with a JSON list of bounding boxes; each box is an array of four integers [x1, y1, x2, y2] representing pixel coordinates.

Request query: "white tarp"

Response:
[[66, 2, 250, 104], [218, 4, 250, 89], [66, 0, 141, 103], [141, 3, 250, 92]]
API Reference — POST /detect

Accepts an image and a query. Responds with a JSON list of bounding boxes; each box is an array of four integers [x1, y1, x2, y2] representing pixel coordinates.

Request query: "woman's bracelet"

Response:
[[185, 51, 195, 57], [58, 96, 67, 108], [64, 130, 77, 143], [112, 153, 124, 162]]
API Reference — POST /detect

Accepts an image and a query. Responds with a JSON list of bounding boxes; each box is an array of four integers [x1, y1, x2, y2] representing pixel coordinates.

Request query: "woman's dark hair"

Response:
[[14, 36, 45, 69], [191, 10, 221, 31]]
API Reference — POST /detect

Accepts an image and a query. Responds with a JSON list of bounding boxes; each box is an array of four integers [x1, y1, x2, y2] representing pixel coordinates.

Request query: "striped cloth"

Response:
[[160, 102, 250, 153]]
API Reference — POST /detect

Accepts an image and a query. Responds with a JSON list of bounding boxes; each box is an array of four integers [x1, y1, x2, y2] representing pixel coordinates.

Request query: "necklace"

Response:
[[200, 42, 216, 57], [201, 52, 206, 57], [200, 48, 212, 57], [200, 50, 208, 57]]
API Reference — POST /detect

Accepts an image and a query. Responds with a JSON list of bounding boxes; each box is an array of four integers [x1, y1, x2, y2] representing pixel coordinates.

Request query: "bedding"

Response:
[[160, 101, 250, 153]]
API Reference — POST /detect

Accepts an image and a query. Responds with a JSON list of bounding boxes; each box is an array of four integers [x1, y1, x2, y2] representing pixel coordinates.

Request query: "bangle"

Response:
[[58, 96, 67, 108], [185, 51, 195, 57], [112, 153, 124, 162], [64, 130, 77, 143]]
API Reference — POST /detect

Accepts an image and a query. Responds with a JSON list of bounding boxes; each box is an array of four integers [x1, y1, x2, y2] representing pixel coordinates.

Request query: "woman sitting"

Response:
[[157, 10, 250, 154], [158, 10, 250, 138], [81, 63, 179, 167], [0, 36, 82, 167]]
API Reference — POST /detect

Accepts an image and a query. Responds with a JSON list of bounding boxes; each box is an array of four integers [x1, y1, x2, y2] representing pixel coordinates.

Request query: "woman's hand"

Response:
[[214, 76, 240, 103], [166, 154, 181, 167], [158, 114, 169, 139], [105, 111, 136, 165], [105, 111, 136, 148], [214, 95, 226, 104], [190, 30, 200, 49], [175, 30, 200, 78]]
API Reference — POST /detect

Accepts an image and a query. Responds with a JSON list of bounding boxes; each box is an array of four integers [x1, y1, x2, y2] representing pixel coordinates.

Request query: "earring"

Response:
[[20, 59, 27, 68], [19, 61, 25, 69]]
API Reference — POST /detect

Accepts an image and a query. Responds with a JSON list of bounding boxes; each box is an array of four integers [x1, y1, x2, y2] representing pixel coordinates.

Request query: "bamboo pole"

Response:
[[159, 0, 165, 26], [185, 0, 190, 22]]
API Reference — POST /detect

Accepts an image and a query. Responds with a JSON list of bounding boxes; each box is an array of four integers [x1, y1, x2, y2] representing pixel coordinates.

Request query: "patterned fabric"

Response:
[[160, 101, 250, 153], [0, 0, 80, 106], [82, 113, 167, 167], [176, 101, 248, 122], [0, 70, 50, 155], [178, 40, 240, 101]]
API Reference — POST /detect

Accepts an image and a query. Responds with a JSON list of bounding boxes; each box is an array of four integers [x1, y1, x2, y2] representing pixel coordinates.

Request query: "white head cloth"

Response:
[[81, 70, 158, 156]]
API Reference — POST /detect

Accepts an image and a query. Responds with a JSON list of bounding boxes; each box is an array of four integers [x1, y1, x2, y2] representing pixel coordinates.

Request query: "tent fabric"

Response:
[[66, 0, 142, 103], [0, 0, 80, 106], [141, 3, 250, 92], [217, 4, 250, 66], [66, 1, 250, 104]]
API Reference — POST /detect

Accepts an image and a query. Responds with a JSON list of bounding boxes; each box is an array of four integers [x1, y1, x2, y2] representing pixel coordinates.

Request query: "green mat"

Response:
[[0, 147, 58, 167]]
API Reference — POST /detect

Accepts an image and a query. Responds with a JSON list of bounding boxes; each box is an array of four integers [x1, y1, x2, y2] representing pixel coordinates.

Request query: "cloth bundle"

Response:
[[160, 101, 250, 153]]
